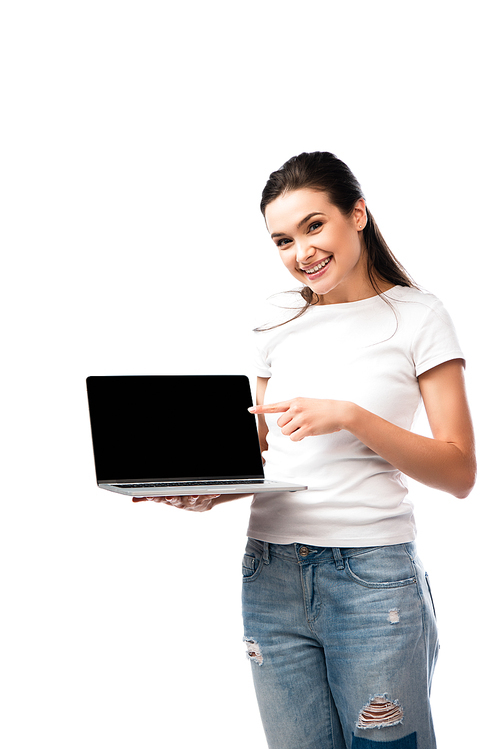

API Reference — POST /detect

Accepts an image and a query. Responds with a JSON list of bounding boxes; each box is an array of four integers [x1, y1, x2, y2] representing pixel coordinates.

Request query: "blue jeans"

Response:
[[242, 539, 439, 749]]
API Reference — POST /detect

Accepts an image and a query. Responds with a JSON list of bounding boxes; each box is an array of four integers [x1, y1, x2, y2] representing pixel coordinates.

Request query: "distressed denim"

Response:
[[242, 539, 439, 749]]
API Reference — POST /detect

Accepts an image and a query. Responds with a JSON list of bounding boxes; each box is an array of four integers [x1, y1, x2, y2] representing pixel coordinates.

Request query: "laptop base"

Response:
[[100, 480, 306, 496]]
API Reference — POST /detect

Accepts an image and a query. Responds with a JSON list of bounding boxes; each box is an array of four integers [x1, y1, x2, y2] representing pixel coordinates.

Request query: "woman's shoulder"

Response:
[[383, 285, 442, 308], [383, 285, 454, 324], [385, 286, 461, 350]]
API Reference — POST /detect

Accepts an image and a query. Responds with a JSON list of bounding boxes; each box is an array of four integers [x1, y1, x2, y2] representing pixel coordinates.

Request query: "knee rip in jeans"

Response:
[[356, 695, 404, 729], [243, 637, 263, 665]]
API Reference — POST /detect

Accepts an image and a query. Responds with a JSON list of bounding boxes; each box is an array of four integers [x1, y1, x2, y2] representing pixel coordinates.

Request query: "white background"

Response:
[[1, 1, 498, 747]]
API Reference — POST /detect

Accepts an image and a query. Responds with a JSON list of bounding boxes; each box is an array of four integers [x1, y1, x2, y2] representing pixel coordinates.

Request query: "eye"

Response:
[[276, 237, 292, 248], [308, 220, 323, 232]]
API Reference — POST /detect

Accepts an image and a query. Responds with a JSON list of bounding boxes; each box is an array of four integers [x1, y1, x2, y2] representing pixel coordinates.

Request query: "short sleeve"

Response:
[[253, 331, 272, 378], [411, 298, 465, 377], [251, 294, 296, 379]]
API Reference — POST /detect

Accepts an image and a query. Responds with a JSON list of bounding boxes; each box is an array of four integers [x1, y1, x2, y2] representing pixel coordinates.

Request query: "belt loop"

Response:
[[262, 542, 270, 564], [332, 547, 345, 570]]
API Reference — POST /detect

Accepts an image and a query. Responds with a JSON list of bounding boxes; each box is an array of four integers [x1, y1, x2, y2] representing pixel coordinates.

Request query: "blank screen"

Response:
[[86, 375, 264, 482]]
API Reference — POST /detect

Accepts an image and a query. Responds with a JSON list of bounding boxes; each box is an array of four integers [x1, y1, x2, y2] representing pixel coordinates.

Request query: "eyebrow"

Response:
[[270, 212, 326, 239]]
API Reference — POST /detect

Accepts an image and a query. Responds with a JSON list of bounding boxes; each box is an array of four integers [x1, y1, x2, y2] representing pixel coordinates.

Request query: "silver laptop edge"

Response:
[[100, 481, 306, 496]]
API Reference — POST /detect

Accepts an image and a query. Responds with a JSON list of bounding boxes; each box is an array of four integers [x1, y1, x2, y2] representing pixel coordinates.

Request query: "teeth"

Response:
[[304, 257, 331, 274]]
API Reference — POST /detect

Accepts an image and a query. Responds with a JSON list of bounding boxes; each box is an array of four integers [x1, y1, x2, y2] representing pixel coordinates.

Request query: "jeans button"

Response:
[[298, 545, 309, 557]]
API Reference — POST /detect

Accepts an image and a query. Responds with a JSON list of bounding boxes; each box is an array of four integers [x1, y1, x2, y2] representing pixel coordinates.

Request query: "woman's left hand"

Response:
[[249, 398, 351, 442], [132, 495, 220, 511]]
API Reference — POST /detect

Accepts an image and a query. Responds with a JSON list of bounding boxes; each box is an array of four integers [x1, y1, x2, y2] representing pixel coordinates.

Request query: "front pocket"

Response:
[[345, 545, 417, 589], [242, 554, 257, 579]]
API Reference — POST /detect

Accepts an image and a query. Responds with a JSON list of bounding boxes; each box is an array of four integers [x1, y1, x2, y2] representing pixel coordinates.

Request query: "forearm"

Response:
[[344, 403, 476, 498]]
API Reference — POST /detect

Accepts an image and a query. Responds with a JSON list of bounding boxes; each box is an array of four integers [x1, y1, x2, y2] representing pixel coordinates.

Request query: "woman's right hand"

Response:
[[132, 495, 221, 512]]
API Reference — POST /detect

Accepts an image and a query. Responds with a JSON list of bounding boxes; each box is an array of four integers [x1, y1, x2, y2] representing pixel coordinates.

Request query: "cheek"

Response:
[[337, 234, 363, 267], [281, 255, 298, 273]]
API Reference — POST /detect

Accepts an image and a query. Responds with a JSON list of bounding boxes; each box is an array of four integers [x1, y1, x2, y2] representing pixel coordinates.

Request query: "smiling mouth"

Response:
[[302, 256, 332, 276]]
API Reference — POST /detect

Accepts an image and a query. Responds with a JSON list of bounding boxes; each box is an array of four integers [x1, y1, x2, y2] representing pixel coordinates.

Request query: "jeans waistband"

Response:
[[247, 538, 416, 569]]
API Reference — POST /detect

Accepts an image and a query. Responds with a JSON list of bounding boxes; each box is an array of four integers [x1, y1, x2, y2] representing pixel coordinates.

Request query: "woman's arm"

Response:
[[256, 376, 270, 455], [346, 360, 476, 498], [250, 360, 476, 499]]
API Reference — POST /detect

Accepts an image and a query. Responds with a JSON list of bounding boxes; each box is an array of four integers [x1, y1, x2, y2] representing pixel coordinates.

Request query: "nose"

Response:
[[295, 239, 316, 265]]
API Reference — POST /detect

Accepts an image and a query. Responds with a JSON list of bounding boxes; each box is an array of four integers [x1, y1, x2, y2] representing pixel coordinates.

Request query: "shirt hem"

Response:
[[246, 529, 416, 548], [415, 350, 465, 377]]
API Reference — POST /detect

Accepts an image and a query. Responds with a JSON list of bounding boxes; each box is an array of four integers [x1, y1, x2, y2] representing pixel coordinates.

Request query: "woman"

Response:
[[137, 152, 476, 749]]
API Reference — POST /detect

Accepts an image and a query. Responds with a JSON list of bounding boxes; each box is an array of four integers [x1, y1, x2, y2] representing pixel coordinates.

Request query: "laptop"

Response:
[[86, 375, 307, 497]]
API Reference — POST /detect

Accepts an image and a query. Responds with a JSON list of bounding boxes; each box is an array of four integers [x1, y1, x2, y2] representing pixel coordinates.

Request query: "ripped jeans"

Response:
[[242, 539, 439, 749]]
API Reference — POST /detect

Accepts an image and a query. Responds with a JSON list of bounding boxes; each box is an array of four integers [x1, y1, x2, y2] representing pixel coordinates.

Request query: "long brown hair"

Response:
[[258, 152, 416, 328]]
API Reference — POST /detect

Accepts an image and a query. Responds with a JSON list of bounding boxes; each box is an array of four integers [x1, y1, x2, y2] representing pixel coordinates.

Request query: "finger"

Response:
[[187, 499, 211, 510], [280, 422, 300, 436], [248, 401, 291, 415], [132, 493, 220, 507], [276, 412, 295, 429]]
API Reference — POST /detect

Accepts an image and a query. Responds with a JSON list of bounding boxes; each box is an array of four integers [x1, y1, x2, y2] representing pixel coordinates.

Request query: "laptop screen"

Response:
[[86, 375, 265, 483]]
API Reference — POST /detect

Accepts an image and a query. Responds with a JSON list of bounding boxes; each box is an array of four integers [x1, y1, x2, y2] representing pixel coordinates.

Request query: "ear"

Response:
[[352, 198, 367, 231]]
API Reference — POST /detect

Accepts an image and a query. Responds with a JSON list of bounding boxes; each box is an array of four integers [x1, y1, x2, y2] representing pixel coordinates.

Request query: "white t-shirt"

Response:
[[248, 286, 464, 547]]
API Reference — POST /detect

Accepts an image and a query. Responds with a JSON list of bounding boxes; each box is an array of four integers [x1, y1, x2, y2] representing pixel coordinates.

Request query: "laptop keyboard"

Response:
[[116, 479, 267, 488]]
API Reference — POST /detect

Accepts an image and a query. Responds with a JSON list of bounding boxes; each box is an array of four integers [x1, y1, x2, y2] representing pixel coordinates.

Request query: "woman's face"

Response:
[[264, 188, 373, 304]]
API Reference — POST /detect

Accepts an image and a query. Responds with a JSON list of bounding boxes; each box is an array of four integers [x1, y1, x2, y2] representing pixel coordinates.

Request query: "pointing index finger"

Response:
[[248, 401, 291, 414]]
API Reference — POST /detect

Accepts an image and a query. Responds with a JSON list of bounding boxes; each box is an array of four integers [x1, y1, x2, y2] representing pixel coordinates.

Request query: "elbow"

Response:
[[454, 487, 473, 500], [452, 465, 477, 499], [446, 444, 477, 499]]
